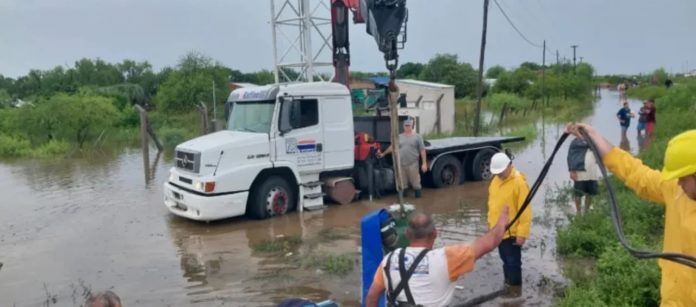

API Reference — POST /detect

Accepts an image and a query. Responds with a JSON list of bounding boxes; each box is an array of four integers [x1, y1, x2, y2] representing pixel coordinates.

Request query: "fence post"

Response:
[[197, 102, 209, 135], [135, 105, 150, 184]]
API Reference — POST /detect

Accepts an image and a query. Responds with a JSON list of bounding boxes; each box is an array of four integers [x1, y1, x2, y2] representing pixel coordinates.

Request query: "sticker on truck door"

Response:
[[286, 138, 317, 153], [285, 138, 321, 166]]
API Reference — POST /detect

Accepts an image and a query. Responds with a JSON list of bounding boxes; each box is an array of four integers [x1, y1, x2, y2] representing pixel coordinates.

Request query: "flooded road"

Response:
[[0, 90, 642, 306]]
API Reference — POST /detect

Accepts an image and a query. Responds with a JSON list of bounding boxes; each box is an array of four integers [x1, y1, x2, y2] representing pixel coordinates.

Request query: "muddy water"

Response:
[[0, 90, 642, 306]]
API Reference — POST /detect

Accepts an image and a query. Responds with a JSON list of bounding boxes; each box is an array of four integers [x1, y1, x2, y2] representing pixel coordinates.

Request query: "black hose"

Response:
[[503, 128, 696, 269], [505, 133, 569, 230]]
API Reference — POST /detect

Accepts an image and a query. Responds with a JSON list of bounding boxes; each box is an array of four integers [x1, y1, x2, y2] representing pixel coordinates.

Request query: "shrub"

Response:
[[486, 92, 532, 112], [559, 286, 608, 307], [0, 134, 31, 157], [594, 245, 661, 306], [32, 140, 70, 158], [158, 127, 193, 148], [626, 86, 667, 101]]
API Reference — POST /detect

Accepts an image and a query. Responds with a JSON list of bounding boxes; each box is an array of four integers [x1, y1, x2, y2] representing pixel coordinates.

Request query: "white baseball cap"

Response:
[[490, 152, 511, 175]]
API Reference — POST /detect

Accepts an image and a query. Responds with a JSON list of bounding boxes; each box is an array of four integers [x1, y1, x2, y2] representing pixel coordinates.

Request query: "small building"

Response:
[[392, 79, 455, 135]]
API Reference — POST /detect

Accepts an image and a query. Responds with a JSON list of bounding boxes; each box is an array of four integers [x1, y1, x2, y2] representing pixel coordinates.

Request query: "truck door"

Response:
[[275, 98, 325, 174]]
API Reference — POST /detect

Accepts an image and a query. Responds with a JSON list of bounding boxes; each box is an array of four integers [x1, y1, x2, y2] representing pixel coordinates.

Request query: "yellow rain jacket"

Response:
[[487, 167, 531, 239], [604, 147, 696, 306]]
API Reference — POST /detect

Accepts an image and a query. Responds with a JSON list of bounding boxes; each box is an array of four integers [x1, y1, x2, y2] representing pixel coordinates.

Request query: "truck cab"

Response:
[[163, 82, 354, 221]]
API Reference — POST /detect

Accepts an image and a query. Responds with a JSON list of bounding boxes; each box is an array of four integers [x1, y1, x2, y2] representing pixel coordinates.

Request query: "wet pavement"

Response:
[[0, 90, 643, 306]]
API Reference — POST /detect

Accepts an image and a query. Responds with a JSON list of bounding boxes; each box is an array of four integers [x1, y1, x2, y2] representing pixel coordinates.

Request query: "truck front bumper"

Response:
[[163, 182, 249, 221]]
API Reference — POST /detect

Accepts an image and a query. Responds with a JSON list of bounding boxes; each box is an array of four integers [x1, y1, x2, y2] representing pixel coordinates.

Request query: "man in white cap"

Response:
[[487, 152, 531, 293], [378, 117, 427, 198]]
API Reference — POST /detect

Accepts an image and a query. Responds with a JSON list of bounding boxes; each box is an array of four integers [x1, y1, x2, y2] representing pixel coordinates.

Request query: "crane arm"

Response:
[[331, 0, 407, 85]]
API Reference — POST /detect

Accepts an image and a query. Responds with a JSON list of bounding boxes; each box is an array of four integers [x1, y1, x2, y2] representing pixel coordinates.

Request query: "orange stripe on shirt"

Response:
[[445, 244, 475, 281]]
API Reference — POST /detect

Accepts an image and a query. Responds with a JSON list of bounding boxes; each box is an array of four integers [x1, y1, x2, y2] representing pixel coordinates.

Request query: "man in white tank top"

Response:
[[366, 208, 510, 307]]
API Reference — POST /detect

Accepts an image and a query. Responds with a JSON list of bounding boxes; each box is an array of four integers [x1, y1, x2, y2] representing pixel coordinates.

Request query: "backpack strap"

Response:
[[384, 250, 397, 306], [387, 248, 430, 305]]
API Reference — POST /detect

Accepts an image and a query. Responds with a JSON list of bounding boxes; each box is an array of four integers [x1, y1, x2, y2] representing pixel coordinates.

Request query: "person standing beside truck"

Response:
[[378, 117, 427, 198]]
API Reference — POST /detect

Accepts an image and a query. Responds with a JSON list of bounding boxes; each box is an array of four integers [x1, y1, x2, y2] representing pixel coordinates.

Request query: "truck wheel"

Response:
[[249, 176, 295, 220], [431, 155, 462, 188], [471, 149, 496, 181]]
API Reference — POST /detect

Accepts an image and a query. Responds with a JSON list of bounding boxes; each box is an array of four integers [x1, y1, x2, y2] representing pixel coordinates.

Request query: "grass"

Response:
[[300, 252, 356, 276], [252, 235, 303, 255], [556, 78, 696, 306]]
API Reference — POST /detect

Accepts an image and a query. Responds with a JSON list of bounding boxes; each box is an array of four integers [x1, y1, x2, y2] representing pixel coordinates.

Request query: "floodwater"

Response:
[[0, 90, 644, 306]]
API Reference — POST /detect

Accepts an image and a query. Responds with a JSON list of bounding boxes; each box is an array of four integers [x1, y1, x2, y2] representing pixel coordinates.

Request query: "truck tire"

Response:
[[471, 149, 496, 181], [431, 155, 462, 188], [248, 176, 295, 220]]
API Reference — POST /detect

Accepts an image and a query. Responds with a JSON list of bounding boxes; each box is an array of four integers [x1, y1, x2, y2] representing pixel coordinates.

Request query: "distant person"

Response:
[[645, 99, 657, 136], [665, 78, 673, 88], [567, 137, 601, 214], [617, 83, 626, 99], [366, 210, 509, 307], [616, 101, 633, 134], [637, 100, 648, 136], [488, 152, 531, 292], [85, 291, 122, 307], [377, 117, 427, 198]]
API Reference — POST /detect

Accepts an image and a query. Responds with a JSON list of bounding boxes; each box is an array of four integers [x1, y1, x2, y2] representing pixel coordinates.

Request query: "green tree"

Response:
[[156, 52, 231, 112], [419, 54, 477, 97], [485, 65, 506, 79], [493, 67, 535, 95], [117, 60, 153, 83], [575, 63, 595, 80], [74, 58, 124, 86], [520, 62, 541, 71], [651, 68, 668, 85], [0, 89, 11, 108], [397, 62, 425, 79]]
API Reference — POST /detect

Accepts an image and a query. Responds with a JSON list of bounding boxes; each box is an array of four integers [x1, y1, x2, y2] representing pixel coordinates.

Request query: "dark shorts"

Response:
[[574, 180, 598, 196]]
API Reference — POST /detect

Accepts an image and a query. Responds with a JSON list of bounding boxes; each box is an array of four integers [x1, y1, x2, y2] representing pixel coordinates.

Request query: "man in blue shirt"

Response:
[[616, 101, 633, 134]]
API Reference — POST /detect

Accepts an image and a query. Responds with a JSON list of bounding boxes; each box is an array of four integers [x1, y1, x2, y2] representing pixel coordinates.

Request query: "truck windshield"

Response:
[[227, 100, 275, 133]]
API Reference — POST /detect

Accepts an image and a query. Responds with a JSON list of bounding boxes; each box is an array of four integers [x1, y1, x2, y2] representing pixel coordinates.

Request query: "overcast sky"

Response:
[[1, 0, 695, 78]]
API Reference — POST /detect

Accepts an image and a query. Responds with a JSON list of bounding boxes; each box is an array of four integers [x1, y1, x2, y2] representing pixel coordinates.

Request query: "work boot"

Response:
[[502, 283, 522, 299], [414, 189, 422, 198]]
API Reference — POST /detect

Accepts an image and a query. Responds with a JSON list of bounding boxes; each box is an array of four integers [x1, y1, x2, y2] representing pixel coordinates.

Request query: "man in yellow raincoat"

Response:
[[567, 123, 696, 306], [487, 152, 531, 290]]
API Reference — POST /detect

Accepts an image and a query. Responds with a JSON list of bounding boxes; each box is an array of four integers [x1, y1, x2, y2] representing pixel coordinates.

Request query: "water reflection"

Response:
[[619, 131, 631, 152]]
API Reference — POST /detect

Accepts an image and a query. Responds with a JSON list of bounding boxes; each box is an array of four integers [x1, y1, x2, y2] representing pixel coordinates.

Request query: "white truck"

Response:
[[163, 82, 522, 221]]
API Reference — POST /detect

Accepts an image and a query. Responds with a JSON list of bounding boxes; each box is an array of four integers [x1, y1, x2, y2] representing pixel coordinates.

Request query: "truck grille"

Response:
[[175, 150, 200, 173]]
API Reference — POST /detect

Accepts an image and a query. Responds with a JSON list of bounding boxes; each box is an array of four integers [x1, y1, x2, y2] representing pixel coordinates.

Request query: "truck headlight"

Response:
[[194, 181, 215, 193]]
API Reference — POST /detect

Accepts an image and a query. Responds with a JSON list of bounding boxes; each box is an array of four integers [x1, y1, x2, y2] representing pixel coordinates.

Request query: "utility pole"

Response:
[[556, 50, 559, 65], [474, 0, 490, 137], [212, 80, 217, 131], [571, 45, 578, 72], [542, 40, 546, 107]]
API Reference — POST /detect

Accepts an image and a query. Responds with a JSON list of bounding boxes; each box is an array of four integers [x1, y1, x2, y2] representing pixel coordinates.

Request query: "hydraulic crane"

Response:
[[330, 0, 409, 202], [330, 0, 408, 83]]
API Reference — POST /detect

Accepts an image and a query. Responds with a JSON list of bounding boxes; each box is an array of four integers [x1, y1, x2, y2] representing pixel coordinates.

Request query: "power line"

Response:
[[492, 0, 542, 48]]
